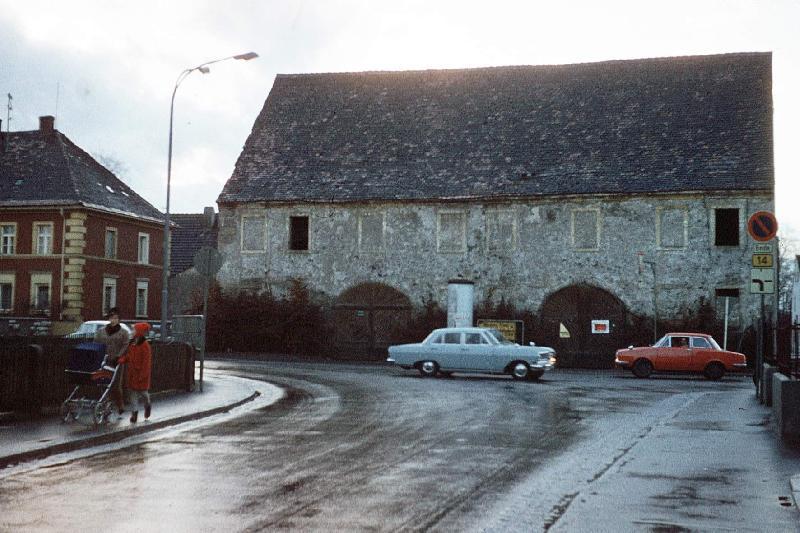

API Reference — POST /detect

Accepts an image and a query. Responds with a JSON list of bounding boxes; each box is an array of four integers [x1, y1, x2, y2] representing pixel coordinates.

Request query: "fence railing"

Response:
[[0, 337, 195, 416], [775, 321, 800, 379]]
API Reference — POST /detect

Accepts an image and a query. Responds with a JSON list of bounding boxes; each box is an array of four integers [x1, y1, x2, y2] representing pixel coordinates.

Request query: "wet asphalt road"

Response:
[[1, 360, 798, 532]]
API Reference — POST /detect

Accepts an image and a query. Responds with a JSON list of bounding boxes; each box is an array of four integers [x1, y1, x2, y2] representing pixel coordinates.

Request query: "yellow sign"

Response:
[[752, 254, 773, 268], [477, 319, 521, 343]]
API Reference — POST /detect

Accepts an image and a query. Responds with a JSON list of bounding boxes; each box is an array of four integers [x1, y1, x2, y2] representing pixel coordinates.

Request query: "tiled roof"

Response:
[[219, 53, 773, 205], [0, 128, 163, 221], [170, 213, 218, 275]]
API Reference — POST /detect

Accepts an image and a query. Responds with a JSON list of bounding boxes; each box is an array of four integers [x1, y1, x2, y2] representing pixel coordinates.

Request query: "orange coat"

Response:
[[119, 340, 152, 391]]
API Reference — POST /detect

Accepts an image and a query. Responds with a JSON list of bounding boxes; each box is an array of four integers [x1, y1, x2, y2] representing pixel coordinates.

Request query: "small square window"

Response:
[[289, 216, 309, 251], [437, 212, 466, 253], [0, 273, 15, 312], [103, 277, 117, 316], [105, 228, 118, 259], [34, 223, 53, 255], [572, 209, 600, 250], [241, 216, 266, 252], [657, 208, 686, 249], [358, 213, 384, 252], [136, 280, 149, 317], [714, 209, 739, 246], [486, 211, 516, 252], [138, 233, 150, 264], [30, 273, 52, 315], [1, 224, 16, 255]]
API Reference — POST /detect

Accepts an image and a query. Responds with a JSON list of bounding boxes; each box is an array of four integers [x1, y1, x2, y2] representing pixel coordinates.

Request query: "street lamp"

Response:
[[161, 52, 258, 337]]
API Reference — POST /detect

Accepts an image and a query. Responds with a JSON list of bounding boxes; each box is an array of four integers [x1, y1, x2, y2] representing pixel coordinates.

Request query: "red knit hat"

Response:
[[133, 322, 150, 336]]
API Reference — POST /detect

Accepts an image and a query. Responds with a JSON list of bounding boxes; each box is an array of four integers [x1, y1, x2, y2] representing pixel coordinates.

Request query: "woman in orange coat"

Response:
[[119, 322, 152, 423]]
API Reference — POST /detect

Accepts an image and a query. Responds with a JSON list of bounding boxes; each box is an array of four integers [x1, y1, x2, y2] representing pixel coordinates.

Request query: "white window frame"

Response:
[[656, 207, 688, 250], [105, 227, 118, 259], [485, 209, 517, 252], [33, 222, 54, 255], [0, 273, 15, 313], [570, 208, 601, 251], [138, 233, 150, 264], [1, 223, 17, 255], [30, 272, 52, 314], [241, 215, 267, 253], [102, 277, 117, 316], [437, 210, 467, 254], [136, 279, 149, 318], [358, 211, 385, 253]]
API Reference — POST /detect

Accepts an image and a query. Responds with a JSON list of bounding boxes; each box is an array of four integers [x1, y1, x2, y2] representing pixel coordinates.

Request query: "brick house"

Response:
[[0, 116, 164, 334], [216, 53, 774, 362]]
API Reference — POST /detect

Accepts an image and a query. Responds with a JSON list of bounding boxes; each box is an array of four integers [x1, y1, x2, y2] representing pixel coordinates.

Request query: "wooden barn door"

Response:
[[538, 284, 628, 368], [333, 283, 412, 359]]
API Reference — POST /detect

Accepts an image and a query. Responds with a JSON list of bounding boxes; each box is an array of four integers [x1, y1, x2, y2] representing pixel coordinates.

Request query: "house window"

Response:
[[1, 224, 16, 255], [30, 272, 52, 315], [437, 211, 466, 253], [136, 280, 149, 317], [105, 228, 118, 259], [486, 210, 516, 252], [33, 223, 54, 255], [714, 208, 739, 246], [289, 216, 309, 251], [571, 209, 600, 250], [102, 277, 117, 316], [0, 273, 14, 313], [241, 216, 267, 252], [138, 233, 150, 264], [358, 212, 384, 252], [656, 208, 687, 249]]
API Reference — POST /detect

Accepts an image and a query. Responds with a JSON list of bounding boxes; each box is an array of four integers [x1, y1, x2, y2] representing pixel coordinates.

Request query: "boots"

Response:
[[144, 403, 151, 420], [130, 411, 138, 423]]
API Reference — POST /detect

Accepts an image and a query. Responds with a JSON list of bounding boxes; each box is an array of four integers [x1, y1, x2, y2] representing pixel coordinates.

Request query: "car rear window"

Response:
[[691, 337, 712, 348]]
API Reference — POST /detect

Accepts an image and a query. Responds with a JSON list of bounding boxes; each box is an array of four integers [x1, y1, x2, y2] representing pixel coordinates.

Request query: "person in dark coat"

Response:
[[93, 307, 129, 414], [119, 322, 152, 423]]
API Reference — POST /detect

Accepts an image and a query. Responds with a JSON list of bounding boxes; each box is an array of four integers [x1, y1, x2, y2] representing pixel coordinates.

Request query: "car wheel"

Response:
[[511, 362, 530, 380], [704, 362, 725, 381], [418, 360, 439, 377], [632, 359, 653, 378]]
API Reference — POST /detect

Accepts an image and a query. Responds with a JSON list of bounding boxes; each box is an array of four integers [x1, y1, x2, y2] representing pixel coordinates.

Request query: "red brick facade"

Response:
[[0, 207, 163, 323]]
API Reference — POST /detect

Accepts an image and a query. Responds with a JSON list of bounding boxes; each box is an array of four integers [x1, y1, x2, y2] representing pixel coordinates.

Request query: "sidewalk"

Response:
[[0, 371, 282, 469]]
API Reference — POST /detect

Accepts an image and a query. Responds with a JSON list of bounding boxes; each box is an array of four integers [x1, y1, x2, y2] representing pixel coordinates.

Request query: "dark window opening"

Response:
[[714, 209, 739, 246], [289, 216, 309, 251]]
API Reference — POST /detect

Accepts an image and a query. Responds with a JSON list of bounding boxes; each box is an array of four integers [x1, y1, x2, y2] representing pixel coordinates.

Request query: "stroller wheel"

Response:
[[93, 403, 108, 426]]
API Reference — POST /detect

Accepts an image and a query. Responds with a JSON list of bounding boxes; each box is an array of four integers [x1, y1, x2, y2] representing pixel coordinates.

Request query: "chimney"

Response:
[[203, 206, 216, 228], [39, 115, 55, 134]]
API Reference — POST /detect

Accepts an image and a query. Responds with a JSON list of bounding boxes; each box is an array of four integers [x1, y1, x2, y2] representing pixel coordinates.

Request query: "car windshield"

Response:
[[653, 335, 670, 348], [487, 328, 514, 345], [708, 337, 722, 350], [74, 322, 102, 335]]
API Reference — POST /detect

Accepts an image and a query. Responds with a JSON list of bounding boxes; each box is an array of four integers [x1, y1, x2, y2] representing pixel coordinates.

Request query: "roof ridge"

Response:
[[54, 131, 82, 202], [275, 51, 772, 78]]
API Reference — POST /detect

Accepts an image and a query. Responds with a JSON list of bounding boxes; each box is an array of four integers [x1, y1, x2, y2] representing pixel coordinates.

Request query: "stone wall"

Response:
[[217, 191, 773, 324]]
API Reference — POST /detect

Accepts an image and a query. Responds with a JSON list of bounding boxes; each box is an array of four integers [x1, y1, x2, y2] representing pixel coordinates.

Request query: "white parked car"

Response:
[[387, 327, 556, 380], [65, 321, 132, 339]]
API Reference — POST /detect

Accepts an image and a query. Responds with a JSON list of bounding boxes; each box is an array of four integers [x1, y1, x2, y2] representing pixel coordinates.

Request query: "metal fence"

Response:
[[774, 321, 800, 379]]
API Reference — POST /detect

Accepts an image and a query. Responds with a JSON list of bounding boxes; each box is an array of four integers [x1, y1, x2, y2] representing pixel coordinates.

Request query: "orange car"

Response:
[[615, 332, 748, 380]]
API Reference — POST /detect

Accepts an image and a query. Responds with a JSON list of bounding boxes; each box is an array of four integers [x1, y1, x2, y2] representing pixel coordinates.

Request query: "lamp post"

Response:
[[161, 52, 258, 338]]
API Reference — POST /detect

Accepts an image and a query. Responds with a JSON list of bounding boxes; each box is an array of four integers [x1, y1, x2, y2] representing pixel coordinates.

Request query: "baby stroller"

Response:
[[61, 342, 119, 425]]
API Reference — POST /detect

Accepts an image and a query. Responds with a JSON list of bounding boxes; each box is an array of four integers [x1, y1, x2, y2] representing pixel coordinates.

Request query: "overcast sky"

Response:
[[1, 0, 798, 246]]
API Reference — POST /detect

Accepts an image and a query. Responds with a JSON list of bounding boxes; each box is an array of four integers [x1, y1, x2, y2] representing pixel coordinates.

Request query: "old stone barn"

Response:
[[216, 53, 774, 365]]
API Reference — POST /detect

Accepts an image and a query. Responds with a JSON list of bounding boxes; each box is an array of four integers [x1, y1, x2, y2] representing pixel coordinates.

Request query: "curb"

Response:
[[0, 391, 260, 470], [791, 475, 800, 509]]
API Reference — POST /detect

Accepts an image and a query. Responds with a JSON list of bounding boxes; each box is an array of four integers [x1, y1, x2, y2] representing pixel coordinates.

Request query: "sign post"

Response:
[[746, 211, 778, 389], [193, 246, 223, 392]]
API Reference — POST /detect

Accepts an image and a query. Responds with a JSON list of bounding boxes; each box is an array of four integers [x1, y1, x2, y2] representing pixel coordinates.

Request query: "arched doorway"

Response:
[[539, 284, 629, 368], [333, 283, 412, 359]]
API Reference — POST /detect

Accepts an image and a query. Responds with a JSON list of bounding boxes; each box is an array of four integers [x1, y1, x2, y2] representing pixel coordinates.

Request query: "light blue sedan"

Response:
[[387, 327, 556, 380]]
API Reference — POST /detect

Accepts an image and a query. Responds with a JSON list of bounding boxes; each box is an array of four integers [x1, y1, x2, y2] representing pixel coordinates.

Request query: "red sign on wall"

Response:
[[747, 211, 778, 242]]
